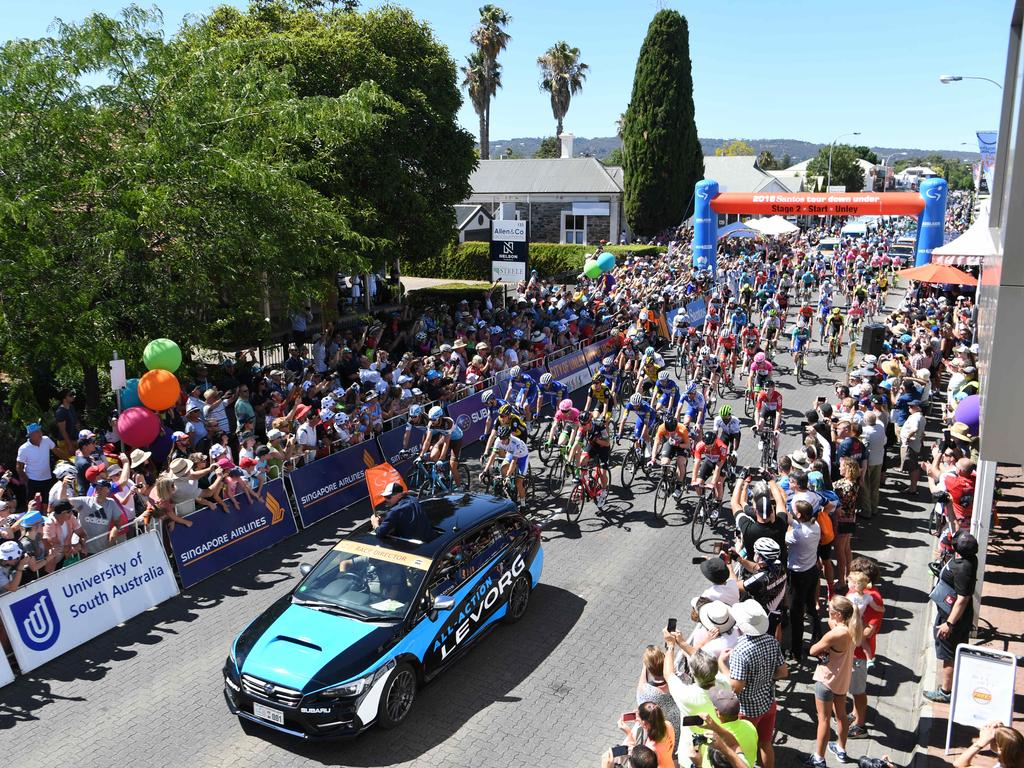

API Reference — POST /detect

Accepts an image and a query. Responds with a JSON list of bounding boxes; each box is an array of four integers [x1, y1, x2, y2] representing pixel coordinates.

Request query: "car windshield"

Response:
[[293, 539, 432, 621]]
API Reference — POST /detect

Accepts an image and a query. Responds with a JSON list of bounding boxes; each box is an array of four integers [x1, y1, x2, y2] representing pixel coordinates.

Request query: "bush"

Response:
[[404, 242, 666, 281], [405, 284, 496, 311]]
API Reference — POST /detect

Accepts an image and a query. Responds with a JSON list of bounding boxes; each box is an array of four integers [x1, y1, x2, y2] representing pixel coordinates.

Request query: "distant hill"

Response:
[[488, 136, 978, 164]]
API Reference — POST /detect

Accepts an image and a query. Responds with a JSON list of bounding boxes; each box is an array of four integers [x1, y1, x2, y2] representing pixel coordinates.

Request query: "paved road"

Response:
[[1, 295, 937, 768]]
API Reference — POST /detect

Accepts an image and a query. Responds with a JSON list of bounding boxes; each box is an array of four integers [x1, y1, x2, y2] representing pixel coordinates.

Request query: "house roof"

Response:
[[702, 155, 790, 194], [455, 204, 491, 230], [469, 157, 622, 195]]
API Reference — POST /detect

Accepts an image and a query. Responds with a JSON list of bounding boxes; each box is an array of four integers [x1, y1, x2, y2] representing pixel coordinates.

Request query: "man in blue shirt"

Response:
[[371, 482, 434, 543]]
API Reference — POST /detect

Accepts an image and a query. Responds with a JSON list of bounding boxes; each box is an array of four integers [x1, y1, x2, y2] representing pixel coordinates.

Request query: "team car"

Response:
[[223, 493, 543, 739]]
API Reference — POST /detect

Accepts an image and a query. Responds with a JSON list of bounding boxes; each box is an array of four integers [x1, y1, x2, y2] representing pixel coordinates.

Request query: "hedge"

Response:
[[404, 242, 667, 282]]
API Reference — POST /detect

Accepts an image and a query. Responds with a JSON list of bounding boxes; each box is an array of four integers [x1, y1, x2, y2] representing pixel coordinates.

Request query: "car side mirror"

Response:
[[299, 563, 312, 576], [432, 595, 455, 612]]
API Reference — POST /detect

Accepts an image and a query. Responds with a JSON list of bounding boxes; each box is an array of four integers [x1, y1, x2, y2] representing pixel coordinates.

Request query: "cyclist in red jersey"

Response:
[[691, 429, 728, 504], [755, 378, 783, 454]]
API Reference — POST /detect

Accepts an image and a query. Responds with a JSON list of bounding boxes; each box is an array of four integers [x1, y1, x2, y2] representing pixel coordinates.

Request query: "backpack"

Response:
[[817, 507, 835, 545]]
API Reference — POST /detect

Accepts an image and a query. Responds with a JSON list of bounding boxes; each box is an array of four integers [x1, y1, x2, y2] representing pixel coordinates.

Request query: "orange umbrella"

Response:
[[897, 262, 978, 286]]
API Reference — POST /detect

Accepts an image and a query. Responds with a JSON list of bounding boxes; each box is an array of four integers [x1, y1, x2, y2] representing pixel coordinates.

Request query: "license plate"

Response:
[[253, 702, 284, 725]]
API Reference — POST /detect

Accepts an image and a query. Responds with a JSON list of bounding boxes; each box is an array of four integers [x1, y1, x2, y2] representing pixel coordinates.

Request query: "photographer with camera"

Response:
[[0, 540, 31, 592], [731, 471, 788, 563], [599, 744, 657, 768], [729, 537, 788, 641]]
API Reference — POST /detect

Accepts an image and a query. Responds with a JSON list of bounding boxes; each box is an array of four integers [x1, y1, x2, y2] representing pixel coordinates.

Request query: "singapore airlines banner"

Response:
[[0, 532, 179, 673]]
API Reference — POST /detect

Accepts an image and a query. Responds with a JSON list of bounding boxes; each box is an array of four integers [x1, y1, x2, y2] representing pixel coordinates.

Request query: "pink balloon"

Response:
[[117, 407, 160, 448]]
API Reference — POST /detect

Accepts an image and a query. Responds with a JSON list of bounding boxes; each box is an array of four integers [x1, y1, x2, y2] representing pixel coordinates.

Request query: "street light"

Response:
[[881, 151, 907, 190], [939, 74, 1003, 89], [827, 131, 861, 190]]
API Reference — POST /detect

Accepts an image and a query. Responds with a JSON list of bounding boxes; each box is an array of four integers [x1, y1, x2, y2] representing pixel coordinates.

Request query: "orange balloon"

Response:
[[138, 369, 180, 412]]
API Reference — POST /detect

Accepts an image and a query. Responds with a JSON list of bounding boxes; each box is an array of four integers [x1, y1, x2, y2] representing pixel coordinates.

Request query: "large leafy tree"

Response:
[[537, 41, 588, 138], [715, 139, 755, 156], [466, 4, 511, 160], [806, 144, 866, 192], [622, 10, 703, 237], [533, 136, 561, 158]]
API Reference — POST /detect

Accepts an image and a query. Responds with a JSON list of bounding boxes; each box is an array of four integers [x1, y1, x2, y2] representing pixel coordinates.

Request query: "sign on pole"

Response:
[[946, 645, 1018, 753], [490, 220, 529, 283], [0, 532, 179, 673]]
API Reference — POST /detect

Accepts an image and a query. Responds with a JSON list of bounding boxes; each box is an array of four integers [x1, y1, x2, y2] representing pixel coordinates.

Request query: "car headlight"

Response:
[[316, 659, 397, 701]]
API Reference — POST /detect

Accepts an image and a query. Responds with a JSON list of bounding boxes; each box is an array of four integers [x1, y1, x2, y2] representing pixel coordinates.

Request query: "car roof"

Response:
[[345, 493, 520, 560]]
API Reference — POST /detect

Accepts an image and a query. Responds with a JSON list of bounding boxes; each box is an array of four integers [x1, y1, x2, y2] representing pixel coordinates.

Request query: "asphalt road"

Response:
[[1, 294, 933, 768]]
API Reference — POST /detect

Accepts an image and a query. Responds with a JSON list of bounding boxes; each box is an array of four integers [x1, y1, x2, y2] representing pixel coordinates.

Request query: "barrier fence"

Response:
[[0, 330, 619, 685]]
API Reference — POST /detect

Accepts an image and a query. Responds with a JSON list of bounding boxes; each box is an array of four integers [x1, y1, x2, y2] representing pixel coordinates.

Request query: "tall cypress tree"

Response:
[[623, 10, 703, 237]]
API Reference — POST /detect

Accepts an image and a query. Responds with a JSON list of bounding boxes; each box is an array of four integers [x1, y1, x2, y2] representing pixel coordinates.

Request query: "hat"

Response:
[[239, 456, 258, 469], [294, 404, 313, 421], [453, 339, 467, 349], [85, 464, 106, 484], [106, 462, 122, 477], [238, 430, 255, 442], [102, 443, 119, 457], [129, 448, 152, 468], [204, 388, 219, 399], [20, 510, 44, 527], [0, 540, 23, 560], [381, 481, 404, 498], [186, 404, 202, 416], [789, 449, 808, 468], [78, 428, 96, 440], [881, 360, 901, 376], [531, 331, 544, 342], [411, 388, 424, 397], [169, 457, 194, 477], [172, 431, 189, 442], [730, 600, 770, 636], [953, 531, 979, 557], [94, 479, 113, 489], [908, 399, 923, 409], [700, 557, 729, 585], [698, 600, 737, 634], [210, 444, 226, 459], [807, 470, 825, 490], [708, 687, 741, 718], [949, 422, 976, 443], [266, 428, 286, 441], [216, 457, 235, 470], [862, 354, 878, 365], [25, 423, 42, 436], [475, 342, 490, 351]]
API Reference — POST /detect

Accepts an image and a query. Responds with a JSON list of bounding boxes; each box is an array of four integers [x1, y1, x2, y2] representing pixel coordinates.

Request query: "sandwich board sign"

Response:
[[945, 645, 1018, 753]]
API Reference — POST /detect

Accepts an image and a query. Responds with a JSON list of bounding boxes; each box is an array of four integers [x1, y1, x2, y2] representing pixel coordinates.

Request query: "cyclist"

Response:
[[423, 405, 464, 486], [714, 404, 742, 453], [754, 379, 783, 456], [717, 326, 738, 380], [649, 414, 691, 501], [816, 291, 834, 341], [481, 388, 509, 438], [696, 344, 721, 397], [402, 404, 430, 450], [691, 429, 728, 507], [670, 312, 689, 347], [597, 355, 624, 399], [617, 392, 658, 455], [727, 302, 748, 335], [652, 369, 681, 413], [685, 327, 704, 377], [678, 382, 708, 431], [790, 320, 811, 368], [615, 337, 641, 382], [484, 401, 528, 457], [585, 373, 614, 419], [640, 346, 666, 387], [480, 425, 530, 510], [567, 409, 593, 468], [547, 398, 580, 449], [746, 351, 774, 395], [739, 322, 760, 366], [505, 366, 539, 425], [826, 306, 845, 357], [578, 413, 611, 508], [759, 308, 782, 353], [537, 372, 569, 417]]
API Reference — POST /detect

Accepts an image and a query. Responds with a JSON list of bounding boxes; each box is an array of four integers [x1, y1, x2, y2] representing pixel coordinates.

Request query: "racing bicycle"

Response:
[[562, 463, 606, 522], [617, 433, 652, 488], [479, 466, 537, 508], [651, 458, 684, 519], [410, 455, 471, 497], [754, 426, 779, 472], [826, 333, 843, 371], [689, 480, 718, 547]]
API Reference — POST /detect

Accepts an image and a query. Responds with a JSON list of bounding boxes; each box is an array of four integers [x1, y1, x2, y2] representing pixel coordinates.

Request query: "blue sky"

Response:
[[4, 0, 1011, 151]]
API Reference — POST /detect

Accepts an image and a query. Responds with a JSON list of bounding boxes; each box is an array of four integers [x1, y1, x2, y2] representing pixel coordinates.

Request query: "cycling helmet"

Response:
[[831, 307, 841, 315], [753, 352, 766, 364], [415, 331, 427, 341], [657, 370, 670, 382], [719, 405, 732, 420], [409, 405, 424, 418], [745, 322, 755, 329], [540, 372, 553, 385], [753, 537, 781, 560], [498, 404, 514, 417], [509, 365, 522, 378], [481, 389, 495, 403], [688, 327, 698, 337], [579, 411, 593, 424], [592, 373, 606, 385], [663, 416, 678, 431], [702, 431, 716, 444], [699, 345, 711, 356], [558, 398, 574, 412], [629, 393, 645, 406], [686, 382, 699, 395], [768, 308, 778, 316], [496, 425, 512, 439], [764, 378, 775, 388], [602, 356, 615, 367], [428, 406, 444, 421], [644, 346, 655, 356]]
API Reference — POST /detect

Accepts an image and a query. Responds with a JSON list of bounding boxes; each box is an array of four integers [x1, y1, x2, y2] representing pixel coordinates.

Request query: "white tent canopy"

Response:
[[932, 202, 995, 267], [747, 215, 799, 236], [718, 222, 759, 239]]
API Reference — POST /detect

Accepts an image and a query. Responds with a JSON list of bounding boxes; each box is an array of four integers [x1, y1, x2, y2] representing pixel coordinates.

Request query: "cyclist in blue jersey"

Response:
[[423, 405, 465, 485], [402, 404, 430, 450], [537, 372, 569, 415], [481, 388, 512, 438], [652, 369, 680, 413], [616, 392, 658, 451], [597, 356, 623, 397], [677, 381, 707, 431], [504, 366, 539, 424], [728, 303, 748, 335]]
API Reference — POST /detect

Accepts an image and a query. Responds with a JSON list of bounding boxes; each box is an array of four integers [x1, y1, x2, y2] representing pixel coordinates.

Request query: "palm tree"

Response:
[[537, 41, 588, 139], [467, 5, 511, 159], [462, 51, 502, 160]]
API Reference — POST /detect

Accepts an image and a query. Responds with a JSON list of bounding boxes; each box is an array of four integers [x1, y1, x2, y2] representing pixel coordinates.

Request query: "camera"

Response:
[[691, 733, 709, 747]]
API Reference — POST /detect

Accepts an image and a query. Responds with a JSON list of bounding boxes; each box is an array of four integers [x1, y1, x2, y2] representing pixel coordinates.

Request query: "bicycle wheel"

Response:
[[417, 478, 436, 498], [620, 448, 638, 487], [826, 345, 837, 371], [455, 464, 472, 492], [548, 459, 568, 498], [743, 391, 754, 419], [537, 437, 556, 466], [690, 497, 707, 547], [524, 472, 537, 506], [675, 347, 687, 379], [563, 481, 584, 522], [761, 438, 774, 472], [928, 503, 942, 537], [621, 371, 637, 397], [653, 475, 671, 518]]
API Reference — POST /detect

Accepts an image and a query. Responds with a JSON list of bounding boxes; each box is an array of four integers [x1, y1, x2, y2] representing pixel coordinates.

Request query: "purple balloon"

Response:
[[953, 394, 981, 436], [147, 425, 175, 469]]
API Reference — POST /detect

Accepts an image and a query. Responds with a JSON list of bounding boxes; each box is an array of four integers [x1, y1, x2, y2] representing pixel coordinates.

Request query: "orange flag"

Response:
[[366, 462, 407, 509]]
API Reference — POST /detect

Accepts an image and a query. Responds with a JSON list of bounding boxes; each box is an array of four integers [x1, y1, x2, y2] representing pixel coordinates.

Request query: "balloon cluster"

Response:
[[583, 250, 616, 280], [117, 338, 183, 448]]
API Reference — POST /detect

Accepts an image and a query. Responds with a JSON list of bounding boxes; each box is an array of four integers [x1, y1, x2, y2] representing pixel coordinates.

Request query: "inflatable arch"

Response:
[[692, 177, 948, 272]]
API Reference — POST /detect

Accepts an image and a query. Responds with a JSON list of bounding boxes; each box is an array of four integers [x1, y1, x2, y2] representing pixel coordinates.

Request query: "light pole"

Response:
[[939, 74, 1003, 89], [881, 151, 907, 190], [827, 131, 861, 191]]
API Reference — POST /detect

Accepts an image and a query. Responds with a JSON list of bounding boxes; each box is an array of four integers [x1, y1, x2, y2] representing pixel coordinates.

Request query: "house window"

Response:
[[562, 213, 586, 244]]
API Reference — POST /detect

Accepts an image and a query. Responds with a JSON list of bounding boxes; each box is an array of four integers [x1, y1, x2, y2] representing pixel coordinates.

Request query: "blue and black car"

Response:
[[223, 493, 543, 739]]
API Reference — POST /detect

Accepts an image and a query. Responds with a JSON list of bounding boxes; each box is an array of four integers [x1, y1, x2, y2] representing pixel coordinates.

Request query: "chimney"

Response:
[[559, 132, 575, 159]]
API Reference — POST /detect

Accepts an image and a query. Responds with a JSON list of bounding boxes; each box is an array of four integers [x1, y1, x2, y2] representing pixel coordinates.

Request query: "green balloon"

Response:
[[583, 259, 603, 279], [143, 338, 182, 373]]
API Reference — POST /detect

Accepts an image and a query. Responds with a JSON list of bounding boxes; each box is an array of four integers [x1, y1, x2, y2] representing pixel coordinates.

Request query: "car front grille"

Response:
[[241, 675, 303, 708]]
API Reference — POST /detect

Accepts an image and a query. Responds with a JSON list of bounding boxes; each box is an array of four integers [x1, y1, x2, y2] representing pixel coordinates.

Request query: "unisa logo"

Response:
[[10, 589, 61, 652]]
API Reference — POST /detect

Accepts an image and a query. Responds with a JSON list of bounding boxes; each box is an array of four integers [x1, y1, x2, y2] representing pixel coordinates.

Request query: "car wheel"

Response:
[[377, 662, 417, 729], [503, 575, 531, 624]]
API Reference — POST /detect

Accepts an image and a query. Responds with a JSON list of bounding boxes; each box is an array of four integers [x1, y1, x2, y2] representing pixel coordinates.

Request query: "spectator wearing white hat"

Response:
[[0, 540, 31, 592]]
